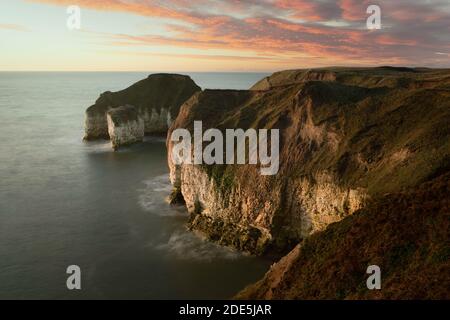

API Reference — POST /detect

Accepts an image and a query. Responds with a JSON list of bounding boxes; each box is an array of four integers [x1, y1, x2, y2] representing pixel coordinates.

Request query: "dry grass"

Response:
[[237, 172, 450, 300]]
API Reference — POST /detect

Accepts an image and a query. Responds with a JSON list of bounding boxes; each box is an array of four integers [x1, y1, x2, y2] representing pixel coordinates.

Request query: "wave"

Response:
[[138, 174, 185, 216], [155, 230, 242, 261], [83, 140, 112, 153], [139, 175, 242, 260]]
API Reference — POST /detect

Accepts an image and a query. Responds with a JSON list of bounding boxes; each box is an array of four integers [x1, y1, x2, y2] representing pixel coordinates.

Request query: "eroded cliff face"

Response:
[[141, 107, 173, 134], [167, 68, 450, 255], [168, 162, 366, 254], [85, 108, 109, 140], [107, 105, 144, 150], [84, 73, 201, 147]]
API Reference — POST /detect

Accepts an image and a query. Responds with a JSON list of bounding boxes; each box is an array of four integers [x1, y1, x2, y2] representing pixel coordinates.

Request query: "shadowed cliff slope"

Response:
[[167, 67, 450, 255], [236, 172, 450, 300]]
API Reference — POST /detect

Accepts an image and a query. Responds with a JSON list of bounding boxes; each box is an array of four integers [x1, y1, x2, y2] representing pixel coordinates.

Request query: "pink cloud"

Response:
[[27, 0, 450, 67], [339, 0, 371, 21]]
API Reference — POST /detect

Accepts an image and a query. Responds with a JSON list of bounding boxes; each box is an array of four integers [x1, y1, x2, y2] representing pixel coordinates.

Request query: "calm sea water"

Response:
[[0, 72, 270, 299]]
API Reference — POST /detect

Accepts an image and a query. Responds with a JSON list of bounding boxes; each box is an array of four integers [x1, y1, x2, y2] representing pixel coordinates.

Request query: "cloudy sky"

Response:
[[1, 0, 450, 71]]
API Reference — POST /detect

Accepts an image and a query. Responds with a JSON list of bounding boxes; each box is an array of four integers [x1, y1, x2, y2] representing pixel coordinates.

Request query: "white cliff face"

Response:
[[106, 106, 145, 150], [107, 117, 145, 150], [285, 173, 366, 238], [84, 107, 172, 149], [84, 112, 109, 140], [167, 141, 367, 254]]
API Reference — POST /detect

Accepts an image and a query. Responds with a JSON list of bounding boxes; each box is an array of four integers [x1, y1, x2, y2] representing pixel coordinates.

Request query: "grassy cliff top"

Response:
[[251, 67, 450, 90]]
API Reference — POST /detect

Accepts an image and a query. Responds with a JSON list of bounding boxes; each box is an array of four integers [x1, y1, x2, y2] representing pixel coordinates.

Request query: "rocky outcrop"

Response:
[[85, 105, 110, 140], [167, 68, 450, 255], [84, 73, 201, 145], [107, 105, 144, 150]]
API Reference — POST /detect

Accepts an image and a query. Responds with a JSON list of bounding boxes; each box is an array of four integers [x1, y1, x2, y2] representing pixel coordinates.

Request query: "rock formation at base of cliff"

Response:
[[84, 73, 201, 146], [167, 67, 450, 255], [235, 173, 450, 299], [107, 105, 144, 150]]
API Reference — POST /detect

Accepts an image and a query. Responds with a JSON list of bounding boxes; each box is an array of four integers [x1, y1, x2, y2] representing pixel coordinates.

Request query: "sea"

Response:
[[0, 72, 271, 299]]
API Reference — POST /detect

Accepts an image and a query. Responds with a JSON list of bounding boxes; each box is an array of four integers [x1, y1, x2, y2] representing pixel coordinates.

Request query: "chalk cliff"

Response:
[[167, 67, 450, 255], [84, 73, 201, 148]]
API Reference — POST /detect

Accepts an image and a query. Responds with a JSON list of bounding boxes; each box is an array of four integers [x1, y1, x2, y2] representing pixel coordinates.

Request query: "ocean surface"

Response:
[[0, 72, 271, 299]]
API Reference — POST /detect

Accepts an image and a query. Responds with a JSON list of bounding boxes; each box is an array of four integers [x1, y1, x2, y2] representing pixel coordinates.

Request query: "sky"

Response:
[[1, 0, 450, 72]]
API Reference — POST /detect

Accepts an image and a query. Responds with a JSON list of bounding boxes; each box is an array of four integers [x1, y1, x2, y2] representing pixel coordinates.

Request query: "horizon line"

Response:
[[1, 66, 449, 73]]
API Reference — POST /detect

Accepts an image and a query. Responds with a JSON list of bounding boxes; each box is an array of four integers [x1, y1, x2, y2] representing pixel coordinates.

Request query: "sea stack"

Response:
[[84, 73, 201, 149], [107, 105, 144, 150]]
